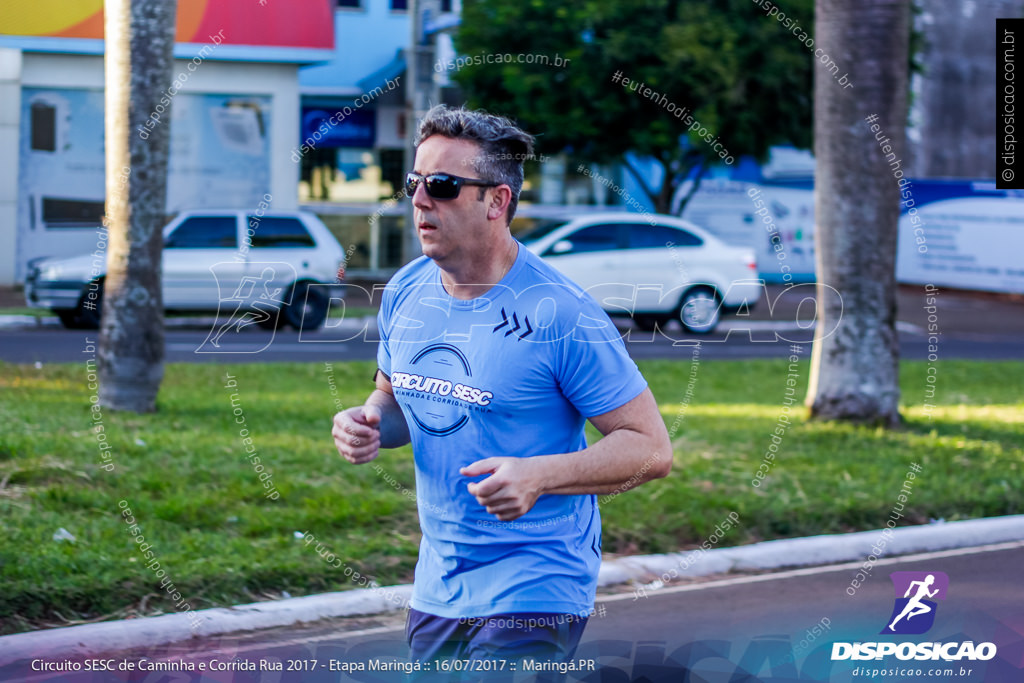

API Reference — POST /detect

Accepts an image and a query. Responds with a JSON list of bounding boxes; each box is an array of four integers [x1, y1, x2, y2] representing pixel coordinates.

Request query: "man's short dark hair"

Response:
[[416, 105, 536, 225]]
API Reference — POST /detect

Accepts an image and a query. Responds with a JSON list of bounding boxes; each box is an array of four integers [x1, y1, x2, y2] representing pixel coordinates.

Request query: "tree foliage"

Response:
[[454, 0, 814, 212]]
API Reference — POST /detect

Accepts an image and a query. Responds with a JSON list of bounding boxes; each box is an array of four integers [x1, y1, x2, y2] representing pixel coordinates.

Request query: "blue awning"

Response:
[[357, 49, 406, 94]]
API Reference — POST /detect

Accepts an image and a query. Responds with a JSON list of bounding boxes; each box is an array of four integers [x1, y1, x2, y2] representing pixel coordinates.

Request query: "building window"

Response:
[[379, 149, 405, 197], [336, 0, 361, 9], [440, 0, 452, 12], [41, 198, 104, 229], [390, 0, 408, 10], [30, 103, 56, 152]]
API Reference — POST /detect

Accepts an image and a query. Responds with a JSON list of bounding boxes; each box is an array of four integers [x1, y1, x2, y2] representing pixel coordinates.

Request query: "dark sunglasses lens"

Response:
[[405, 173, 421, 195], [425, 174, 461, 199]]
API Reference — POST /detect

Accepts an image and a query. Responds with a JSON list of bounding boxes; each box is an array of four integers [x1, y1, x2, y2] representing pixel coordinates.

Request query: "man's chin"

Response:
[[418, 241, 444, 262]]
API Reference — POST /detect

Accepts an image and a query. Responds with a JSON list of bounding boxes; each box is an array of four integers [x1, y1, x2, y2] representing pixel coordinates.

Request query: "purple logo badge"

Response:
[[881, 571, 949, 635]]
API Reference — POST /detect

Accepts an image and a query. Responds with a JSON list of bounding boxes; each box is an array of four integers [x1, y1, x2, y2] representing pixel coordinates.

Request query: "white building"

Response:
[[0, 1, 335, 286]]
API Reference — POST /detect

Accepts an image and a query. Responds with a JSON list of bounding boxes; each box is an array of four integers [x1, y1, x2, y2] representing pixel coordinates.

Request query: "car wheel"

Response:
[[678, 286, 720, 334], [633, 314, 669, 332], [56, 309, 86, 329], [282, 281, 328, 330], [74, 280, 104, 330], [256, 313, 283, 331]]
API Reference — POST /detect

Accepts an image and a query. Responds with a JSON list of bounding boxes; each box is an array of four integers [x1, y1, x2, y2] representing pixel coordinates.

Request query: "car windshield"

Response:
[[517, 220, 570, 244]]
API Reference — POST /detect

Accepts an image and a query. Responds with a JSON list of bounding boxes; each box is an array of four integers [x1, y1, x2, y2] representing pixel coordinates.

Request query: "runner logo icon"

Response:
[[881, 571, 948, 635]]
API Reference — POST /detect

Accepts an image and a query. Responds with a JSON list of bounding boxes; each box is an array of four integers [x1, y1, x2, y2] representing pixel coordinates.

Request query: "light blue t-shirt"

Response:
[[376, 242, 648, 618]]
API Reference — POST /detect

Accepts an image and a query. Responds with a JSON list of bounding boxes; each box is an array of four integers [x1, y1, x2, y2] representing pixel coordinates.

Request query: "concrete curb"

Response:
[[0, 315, 50, 328], [596, 514, 1024, 586], [2, 515, 1023, 665]]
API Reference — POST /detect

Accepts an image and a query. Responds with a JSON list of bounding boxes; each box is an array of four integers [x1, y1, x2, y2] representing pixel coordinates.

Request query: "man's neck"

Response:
[[439, 237, 519, 301]]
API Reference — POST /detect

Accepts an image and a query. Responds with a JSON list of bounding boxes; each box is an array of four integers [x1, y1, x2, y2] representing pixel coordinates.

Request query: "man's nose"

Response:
[[411, 180, 433, 209]]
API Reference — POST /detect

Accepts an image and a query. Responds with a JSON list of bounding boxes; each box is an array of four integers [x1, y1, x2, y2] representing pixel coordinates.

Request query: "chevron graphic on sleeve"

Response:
[[492, 307, 533, 340]]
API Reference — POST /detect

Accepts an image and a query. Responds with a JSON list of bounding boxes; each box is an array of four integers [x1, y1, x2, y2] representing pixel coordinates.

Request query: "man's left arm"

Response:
[[461, 388, 672, 520]]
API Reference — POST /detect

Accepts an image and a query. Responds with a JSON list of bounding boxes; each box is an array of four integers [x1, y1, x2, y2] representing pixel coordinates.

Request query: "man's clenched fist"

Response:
[[333, 405, 382, 464]]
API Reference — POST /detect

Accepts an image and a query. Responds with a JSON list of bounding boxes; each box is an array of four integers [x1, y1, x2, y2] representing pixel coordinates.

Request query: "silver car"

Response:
[[521, 212, 762, 333], [25, 210, 345, 330]]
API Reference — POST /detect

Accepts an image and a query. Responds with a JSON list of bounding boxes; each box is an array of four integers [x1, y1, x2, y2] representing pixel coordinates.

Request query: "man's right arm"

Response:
[[332, 371, 410, 464]]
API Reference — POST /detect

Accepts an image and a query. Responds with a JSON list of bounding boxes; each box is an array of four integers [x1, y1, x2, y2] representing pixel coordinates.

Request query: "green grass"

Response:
[[328, 305, 378, 319], [0, 307, 48, 318], [1, 359, 1021, 634]]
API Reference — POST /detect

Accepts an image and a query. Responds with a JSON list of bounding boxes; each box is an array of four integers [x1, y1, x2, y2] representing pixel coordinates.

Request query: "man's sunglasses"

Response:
[[405, 172, 500, 200]]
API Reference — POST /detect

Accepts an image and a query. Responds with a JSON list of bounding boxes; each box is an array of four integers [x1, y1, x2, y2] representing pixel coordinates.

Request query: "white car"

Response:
[[521, 212, 761, 333], [25, 210, 345, 330]]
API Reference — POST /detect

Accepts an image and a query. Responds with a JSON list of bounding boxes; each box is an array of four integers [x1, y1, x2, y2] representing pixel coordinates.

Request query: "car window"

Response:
[[248, 217, 316, 248], [546, 224, 622, 255], [518, 220, 570, 244], [166, 217, 237, 248], [628, 224, 704, 249]]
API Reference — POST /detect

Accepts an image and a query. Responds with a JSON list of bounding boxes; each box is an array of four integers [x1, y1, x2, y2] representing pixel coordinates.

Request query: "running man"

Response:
[[332, 105, 672, 668]]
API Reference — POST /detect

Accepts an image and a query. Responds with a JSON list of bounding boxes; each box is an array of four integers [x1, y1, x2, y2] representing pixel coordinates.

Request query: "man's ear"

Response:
[[486, 185, 513, 222]]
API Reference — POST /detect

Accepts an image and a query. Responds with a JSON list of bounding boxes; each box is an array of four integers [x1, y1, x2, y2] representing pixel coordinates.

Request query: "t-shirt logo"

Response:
[[493, 307, 534, 340], [392, 343, 494, 436]]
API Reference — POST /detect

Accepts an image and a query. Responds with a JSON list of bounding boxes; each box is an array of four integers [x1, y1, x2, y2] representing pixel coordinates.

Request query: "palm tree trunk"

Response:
[[98, 0, 178, 412], [806, 0, 909, 426]]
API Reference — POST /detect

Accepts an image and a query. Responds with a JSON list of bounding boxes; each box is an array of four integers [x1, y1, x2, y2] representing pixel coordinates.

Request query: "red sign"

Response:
[[1, 0, 334, 50]]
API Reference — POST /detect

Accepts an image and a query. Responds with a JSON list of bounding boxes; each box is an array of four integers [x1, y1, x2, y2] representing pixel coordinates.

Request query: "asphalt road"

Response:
[[0, 319, 1019, 362], [1, 284, 1020, 363], [0, 318, 1021, 364], [7, 542, 1022, 683]]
